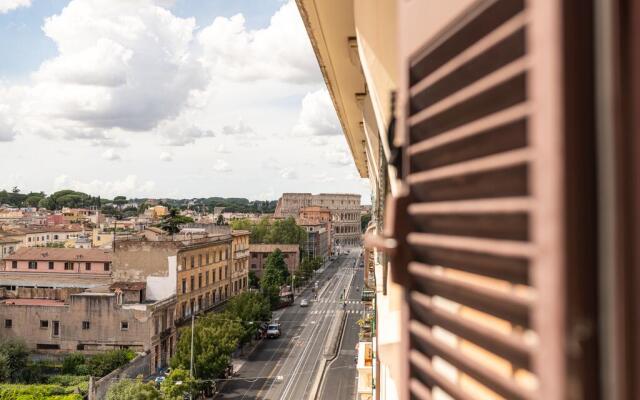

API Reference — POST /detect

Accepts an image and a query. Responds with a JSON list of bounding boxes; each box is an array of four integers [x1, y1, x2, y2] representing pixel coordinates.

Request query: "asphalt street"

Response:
[[318, 261, 364, 400], [217, 251, 360, 400]]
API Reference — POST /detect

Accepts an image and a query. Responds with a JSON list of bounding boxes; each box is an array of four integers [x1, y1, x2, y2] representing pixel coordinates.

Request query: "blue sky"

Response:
[[0, 0, 370, 202]]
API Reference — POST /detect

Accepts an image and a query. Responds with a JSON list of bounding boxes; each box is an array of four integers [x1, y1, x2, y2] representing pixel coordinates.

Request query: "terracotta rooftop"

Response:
[[249, 244, 299, 253], [1, 298, 66, 307], [3, 247, 112, 262], [0, 236, 21, 244], [2, 225, 84, 235]]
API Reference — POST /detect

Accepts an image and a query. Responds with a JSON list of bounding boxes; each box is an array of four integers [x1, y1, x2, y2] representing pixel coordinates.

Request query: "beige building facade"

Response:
[[249, 244, 300, 278]]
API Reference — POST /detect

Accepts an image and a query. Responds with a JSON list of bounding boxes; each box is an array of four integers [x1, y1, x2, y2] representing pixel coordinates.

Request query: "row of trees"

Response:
[[230, 217, 307, 248], [105, 291, 272, 399]]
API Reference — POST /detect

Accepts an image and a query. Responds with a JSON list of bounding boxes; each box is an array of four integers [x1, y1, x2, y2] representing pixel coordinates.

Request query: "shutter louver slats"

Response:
[[410, 321, 533, 400], [410, 292, 532, 370], [401, 0, 541, 397]]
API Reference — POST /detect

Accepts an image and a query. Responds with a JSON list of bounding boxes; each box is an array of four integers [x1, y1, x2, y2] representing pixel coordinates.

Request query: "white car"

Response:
[[300, 299, 309, 307], [266, 323, 281, 338]]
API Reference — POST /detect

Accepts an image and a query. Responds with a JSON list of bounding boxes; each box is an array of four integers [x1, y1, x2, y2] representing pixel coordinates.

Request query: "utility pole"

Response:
[[189, 312, 195, 378]]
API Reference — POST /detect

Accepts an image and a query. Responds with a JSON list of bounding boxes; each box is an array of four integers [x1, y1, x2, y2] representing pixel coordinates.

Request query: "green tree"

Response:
[[261, 249, 289, 288], [248, 271, 259, 288], [160, 368, 198, 399], [171, 314, 242, 379], [105, 378, 161, 400], [0, 339, 28, 383], [157, 208, 194, 234], [265, 217, 306, 248], [113, 196, 127, 208], [62, 353, 86, 375], [24, 192, 45, 207], [223, 292, 271, 345]]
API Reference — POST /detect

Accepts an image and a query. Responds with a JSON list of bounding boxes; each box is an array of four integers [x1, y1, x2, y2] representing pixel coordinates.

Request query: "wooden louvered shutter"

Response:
[[391, 1, 576, 399]]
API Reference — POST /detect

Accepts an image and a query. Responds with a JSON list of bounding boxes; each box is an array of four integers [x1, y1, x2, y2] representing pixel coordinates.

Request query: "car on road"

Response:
[[300, 298, 309, 307], [266, 323, 281, 338]]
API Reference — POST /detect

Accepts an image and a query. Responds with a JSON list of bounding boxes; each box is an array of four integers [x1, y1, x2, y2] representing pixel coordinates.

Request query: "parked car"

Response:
[[154, 376, 166, 386], [300, 298, 309, 307], [266, 323, 281, 338]]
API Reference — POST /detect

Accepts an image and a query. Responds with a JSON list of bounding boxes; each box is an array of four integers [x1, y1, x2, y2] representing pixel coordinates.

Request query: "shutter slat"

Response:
[[408, 59, 528, 129], [410, 350, 476, 400], [409, 12, 527, 101], [409, 378, 432, 400], [407, 148, 530, 185], [408, 197, 532, 214], [407, 232, 534, 258], [407, 103, 528, 157], [410, 321, 535, 400], [410, 291, 533, 369], [409, 262, 531, 327]]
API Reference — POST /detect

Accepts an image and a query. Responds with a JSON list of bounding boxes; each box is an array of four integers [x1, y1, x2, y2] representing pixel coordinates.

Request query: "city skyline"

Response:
[[0, 0, 370, 200]]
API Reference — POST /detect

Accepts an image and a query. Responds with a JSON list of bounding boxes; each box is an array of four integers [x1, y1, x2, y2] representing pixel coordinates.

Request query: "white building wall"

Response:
[[146, 255, 177, 301]]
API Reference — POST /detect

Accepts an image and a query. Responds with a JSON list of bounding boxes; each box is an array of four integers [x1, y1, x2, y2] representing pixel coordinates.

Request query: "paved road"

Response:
[[319, 259, 364, 400], [217, 251, 359, 400]]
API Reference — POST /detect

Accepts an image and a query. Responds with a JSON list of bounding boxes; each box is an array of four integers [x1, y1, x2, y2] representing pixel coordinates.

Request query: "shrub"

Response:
[[0, 383, 82, 400], [105, 379, 160, 400], [61, 354, 85, 375], [86, 349, 136, 377]]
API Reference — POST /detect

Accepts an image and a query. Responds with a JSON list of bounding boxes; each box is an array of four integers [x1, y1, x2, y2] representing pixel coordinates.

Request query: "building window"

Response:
[[182, 278, 187, 294], [53, 235, 58, 240], [206, 254, 210, 264], [104, 262, 111, 271], [40, 320, 48, 329], [64, 262, 73, 270], [120, 321, 129, 331], [182, 257, 186, 268], [28, 261, 37, 269], [10, 260, 16, 269], [198, 273, 202, 289], [190, 276, 194, 291], [206, 271, 209, 285], [85, 262, 91, 271], [198, 255, 202, 267], [48, 261, 54, 270], [52, 321, 60, 336], [190, 256, 194, 269], [251, 263, 257, 269], [4, 319, 11, 328], [82, 321, 90, 330]]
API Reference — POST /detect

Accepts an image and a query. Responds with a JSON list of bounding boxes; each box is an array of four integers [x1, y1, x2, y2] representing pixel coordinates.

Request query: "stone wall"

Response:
[[89, 352, 152, 400]]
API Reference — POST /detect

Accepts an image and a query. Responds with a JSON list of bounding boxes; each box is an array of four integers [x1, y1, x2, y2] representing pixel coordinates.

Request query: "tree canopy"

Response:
[[157, 209, 194, 234], [230, 217, 307, 248], [171, 314, 242, 380], [223, 292, 272, 345], [160, 368, 198, 399]]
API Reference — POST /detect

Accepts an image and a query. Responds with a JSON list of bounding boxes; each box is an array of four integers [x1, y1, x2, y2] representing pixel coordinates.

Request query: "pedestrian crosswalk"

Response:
[[309, 309, 364, 315], [315, 299, 363, 305]]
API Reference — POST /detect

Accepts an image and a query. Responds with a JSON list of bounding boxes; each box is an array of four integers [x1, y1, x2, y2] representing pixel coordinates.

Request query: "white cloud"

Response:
[[0, 106, 16, 142], [220, 120, 254, 136], [19, 0, 207, 134], [198, 1, 319, 83], [312, 172, 335, 183], [293, 88, 341, 137], [213, 143, 230, 154], [160, 151, 173, 161], [91, 136, 129, 148], [326, 146, 352, 166], [0, 0, 31, 14], [101, 148, 121, 161], [53, 174, 156, 198], [212, 159, 231, 172], [160, 124, 215, 146], [280, 168, 298, 179]]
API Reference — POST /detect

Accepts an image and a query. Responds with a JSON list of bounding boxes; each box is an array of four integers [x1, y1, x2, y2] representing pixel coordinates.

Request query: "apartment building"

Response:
[[0, 225, 84, 247], [113, 231, 248, 323], [0, 248, 113, 290], [231, 230, 250, 296], [249, 244, 300, 278], [0, 287, 176, 371], [298, 0, 640, 399], [0, 237, 20, 260], [298, 206, 333, 256], [275, 193, 361, 247], [298, 221, 329, 261]]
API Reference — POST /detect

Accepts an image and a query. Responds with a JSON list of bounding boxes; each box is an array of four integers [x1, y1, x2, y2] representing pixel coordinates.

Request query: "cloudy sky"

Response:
[[0, 0, 371, 202]]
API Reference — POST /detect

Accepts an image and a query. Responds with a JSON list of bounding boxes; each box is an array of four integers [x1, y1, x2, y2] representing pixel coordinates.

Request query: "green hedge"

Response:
[[0, 384, 82, 400]]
